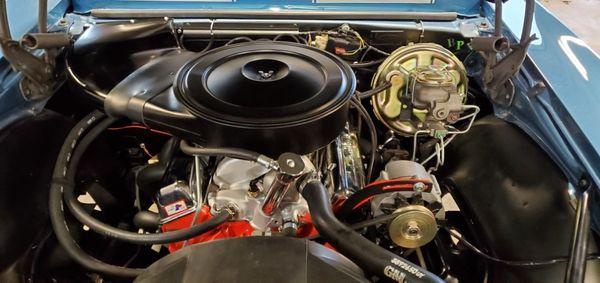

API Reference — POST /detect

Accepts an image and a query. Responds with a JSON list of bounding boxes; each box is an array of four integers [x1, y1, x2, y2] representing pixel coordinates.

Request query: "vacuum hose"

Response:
[[49, 111, 142, 277], [180, 140, 276, 169], [136, 137, 180, 195], [50, 111, 232, 277], [63, 114, 232, 244], [301, 180, 444, 283]]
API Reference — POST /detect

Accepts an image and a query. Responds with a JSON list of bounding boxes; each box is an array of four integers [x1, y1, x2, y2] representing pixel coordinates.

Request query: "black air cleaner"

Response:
[[105, 41, 355, 156]]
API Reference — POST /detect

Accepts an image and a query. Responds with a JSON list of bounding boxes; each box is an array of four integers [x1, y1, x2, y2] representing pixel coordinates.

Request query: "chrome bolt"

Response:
[[405, 221, 422, 238], [413, 182, 426, 192], [286, 159, 296, 168]]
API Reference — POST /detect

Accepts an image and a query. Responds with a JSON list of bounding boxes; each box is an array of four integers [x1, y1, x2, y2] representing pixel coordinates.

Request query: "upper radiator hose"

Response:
[[300, 180, 444, 283]]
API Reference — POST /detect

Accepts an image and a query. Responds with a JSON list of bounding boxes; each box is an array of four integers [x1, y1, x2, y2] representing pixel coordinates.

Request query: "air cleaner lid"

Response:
[[174, 41, 354, 126]]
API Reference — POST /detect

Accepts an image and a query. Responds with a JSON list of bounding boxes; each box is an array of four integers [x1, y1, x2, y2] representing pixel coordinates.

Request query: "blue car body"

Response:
[[1, 0, 598, 229]]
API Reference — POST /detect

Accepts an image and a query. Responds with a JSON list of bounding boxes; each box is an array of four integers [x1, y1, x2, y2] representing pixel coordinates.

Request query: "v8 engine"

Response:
[[54, 31, 469, 282], [9, 12, 591, 283]]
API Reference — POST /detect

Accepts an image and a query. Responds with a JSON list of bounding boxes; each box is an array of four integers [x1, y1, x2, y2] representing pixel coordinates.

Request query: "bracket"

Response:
[[0, 39, 57, 101], [472, 0, 537, 106]]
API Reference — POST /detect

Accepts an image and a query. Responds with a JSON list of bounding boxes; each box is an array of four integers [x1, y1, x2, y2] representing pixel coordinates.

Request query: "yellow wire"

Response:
[[342, 30, 366, 55], [305, 26, 367, 55]]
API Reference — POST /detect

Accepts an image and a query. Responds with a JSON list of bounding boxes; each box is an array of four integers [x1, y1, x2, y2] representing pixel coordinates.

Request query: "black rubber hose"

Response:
[[133, 211, 161, 230], [349, 59, 385, 68], [136, 137, 180, 194], [350, 97, 377, 182], [180, 140, 272, 163], [301, 180, 444, 283], [49, 110, 142, 277], [61, 116, 232, 245], [357, 81, 392, 100]]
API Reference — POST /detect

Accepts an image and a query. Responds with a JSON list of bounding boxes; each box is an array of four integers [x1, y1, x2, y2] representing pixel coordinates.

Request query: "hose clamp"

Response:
[[296, 173, 320, 194], [223, 203, 239, 219]]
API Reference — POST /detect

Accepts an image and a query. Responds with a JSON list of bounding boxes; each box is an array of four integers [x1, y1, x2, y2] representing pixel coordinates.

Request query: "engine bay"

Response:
[[2, 8, 599, 283], [63, 23, 487, 281]]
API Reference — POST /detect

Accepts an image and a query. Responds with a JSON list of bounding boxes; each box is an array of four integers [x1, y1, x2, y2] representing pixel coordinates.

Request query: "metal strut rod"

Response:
[[565, 185, 593, 283]]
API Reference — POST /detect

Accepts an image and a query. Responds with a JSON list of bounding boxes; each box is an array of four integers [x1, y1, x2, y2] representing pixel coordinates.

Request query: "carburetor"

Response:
[[370, 43, 468, 136], [208, 154, 314, 233]]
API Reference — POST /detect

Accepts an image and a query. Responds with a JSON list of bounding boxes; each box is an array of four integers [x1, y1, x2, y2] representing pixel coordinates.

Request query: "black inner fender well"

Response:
[[440, 115, 599, 283], [0, 111, 72, 272]]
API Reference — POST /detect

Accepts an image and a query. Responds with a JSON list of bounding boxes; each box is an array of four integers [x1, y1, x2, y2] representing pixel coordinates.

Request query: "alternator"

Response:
[[371, 43, 468, 136]]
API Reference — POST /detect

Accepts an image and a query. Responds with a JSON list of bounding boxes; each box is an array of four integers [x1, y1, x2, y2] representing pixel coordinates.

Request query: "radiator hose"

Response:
[[60, 114, 232, 245], [49, 111, 142, 277], [50, 111, 232, 277], [300, 180, 444, 283]]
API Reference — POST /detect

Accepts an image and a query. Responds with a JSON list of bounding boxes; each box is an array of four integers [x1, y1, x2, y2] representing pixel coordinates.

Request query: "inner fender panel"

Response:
[[441, 115, 599, 283]]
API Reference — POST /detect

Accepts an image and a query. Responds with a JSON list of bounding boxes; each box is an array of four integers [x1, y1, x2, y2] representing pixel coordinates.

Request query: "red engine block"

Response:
[[160, 205, 318, 252]]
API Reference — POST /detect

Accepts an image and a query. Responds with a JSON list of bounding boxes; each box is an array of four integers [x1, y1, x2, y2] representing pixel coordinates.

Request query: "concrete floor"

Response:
[[540, 0, 600, 53]]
